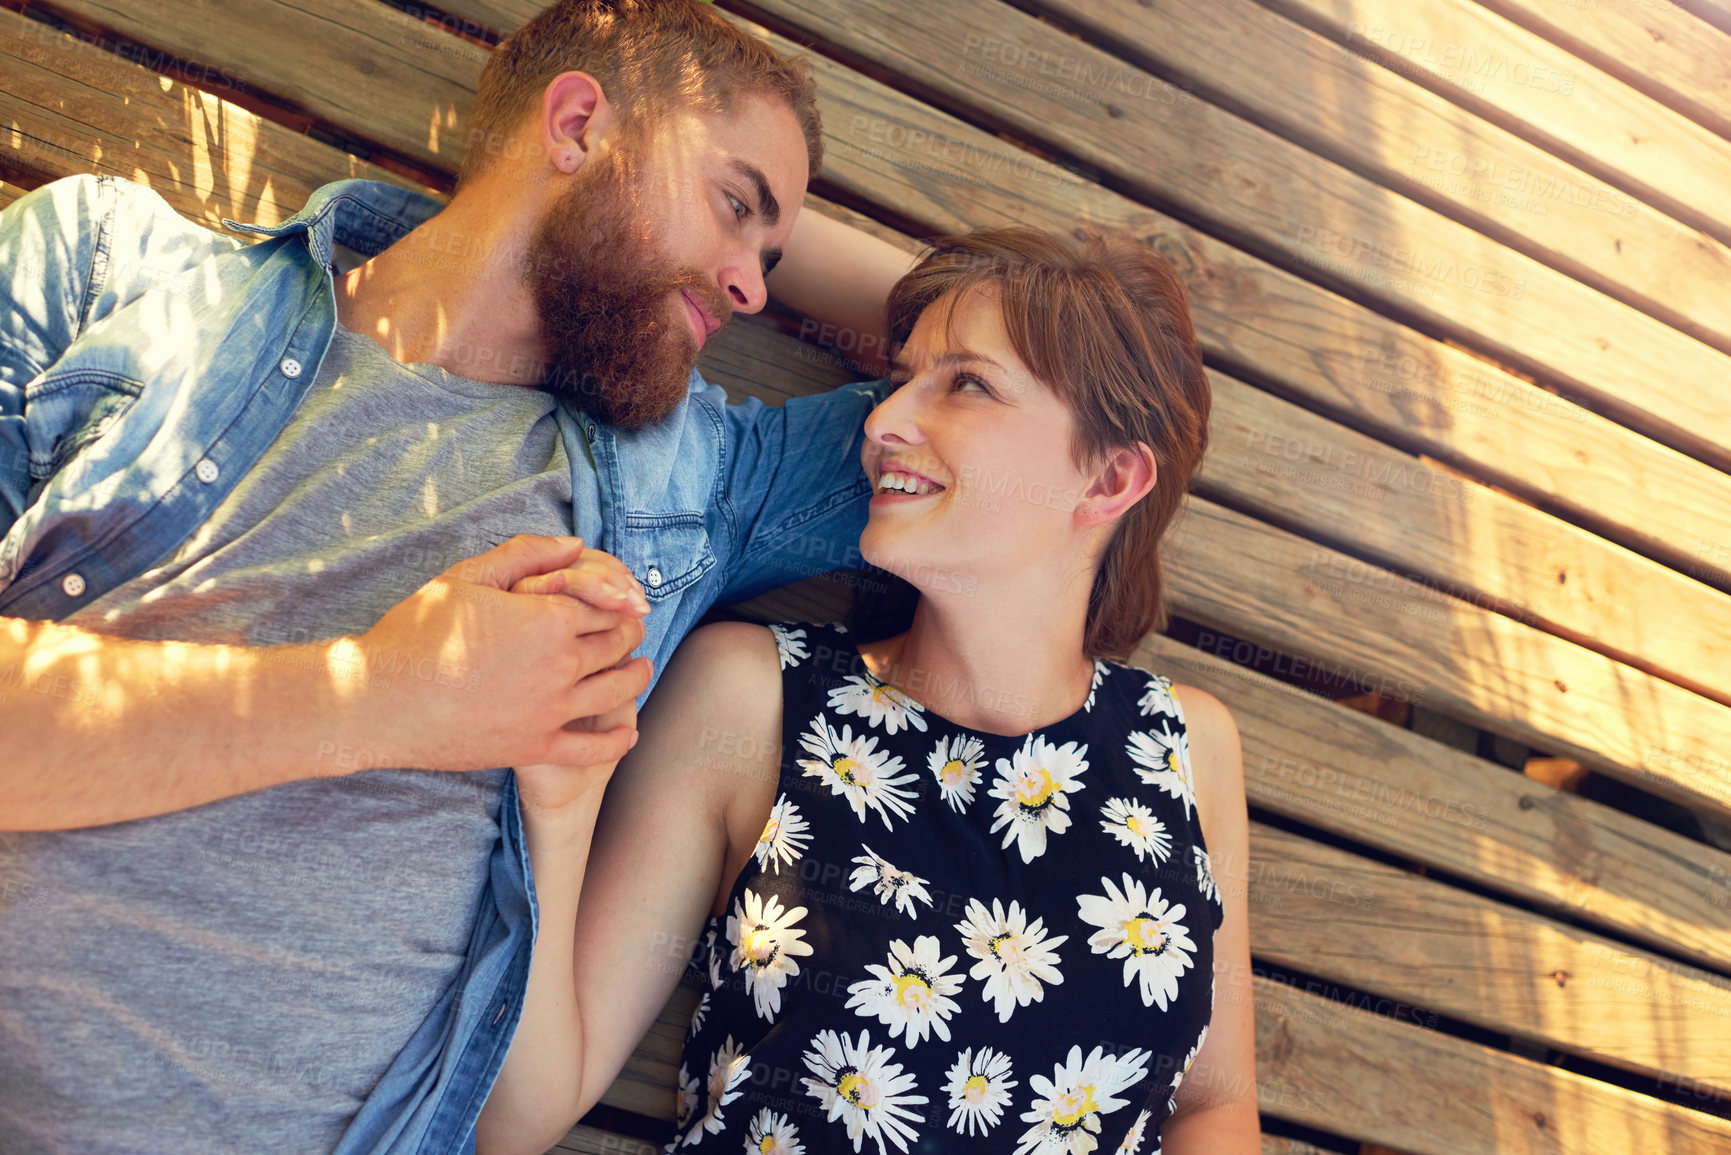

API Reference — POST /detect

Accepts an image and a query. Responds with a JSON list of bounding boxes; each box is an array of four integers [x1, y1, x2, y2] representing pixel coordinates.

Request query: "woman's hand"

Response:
[[509, 543, 653, 818]]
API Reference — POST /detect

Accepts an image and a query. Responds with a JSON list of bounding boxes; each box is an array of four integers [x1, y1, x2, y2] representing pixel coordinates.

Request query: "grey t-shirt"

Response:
[[0, 324, 581, 1153]]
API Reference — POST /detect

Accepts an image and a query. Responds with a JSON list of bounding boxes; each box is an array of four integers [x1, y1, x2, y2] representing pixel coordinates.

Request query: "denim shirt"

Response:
[[0, 175, 891, 1152]]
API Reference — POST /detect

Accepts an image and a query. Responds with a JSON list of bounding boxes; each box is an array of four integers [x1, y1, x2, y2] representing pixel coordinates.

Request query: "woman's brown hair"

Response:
[[849, 228, 1211, 661]]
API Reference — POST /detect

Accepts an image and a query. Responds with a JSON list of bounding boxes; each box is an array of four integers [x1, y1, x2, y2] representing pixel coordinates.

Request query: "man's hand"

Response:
[[355, 535, 652, 775], [506, 544, 652, 816]]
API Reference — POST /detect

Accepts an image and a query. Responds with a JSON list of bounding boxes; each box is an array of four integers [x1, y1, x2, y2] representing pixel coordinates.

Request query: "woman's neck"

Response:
[[858, 581, 1098, 737]]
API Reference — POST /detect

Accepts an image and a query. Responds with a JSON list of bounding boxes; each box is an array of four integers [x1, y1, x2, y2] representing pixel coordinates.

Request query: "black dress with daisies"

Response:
[[670, 621, 1225, 1155]]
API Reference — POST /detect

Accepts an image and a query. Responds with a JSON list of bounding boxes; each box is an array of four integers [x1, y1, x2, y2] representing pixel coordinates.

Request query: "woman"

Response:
[[479, 229, 1260, 1154]]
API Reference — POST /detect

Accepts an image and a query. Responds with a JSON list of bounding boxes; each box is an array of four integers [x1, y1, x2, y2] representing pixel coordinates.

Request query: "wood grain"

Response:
[[0, 7, 430, 229], [735, 0, 1731, 472], [733, 15, 1731, 593], [33, 0, 488, 171], [1250, 975, 1731, 1153], [1472, 0, 1731, 141], [1258, 0, 1731, 247], [1201, 367, 1731, 706], [1025, 0, 1731, 355], [1244, 819, 1731, 1096], [1164, 497, 1731, 816]]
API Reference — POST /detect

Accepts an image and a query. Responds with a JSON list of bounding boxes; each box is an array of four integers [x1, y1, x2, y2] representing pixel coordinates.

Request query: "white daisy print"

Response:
[[1137, 673, 1179, 719], [797, 714, 921, 829], [849, 844, 935, 918], [675, 1061, 700, 1132], [928, 733, 986, 812], [746, 1107, 805, 1155], [770, 623, 810, 670], [755, 794, 812, 874], [1194, 844, 1219, 906], [944, 1046, 1018, 1137], [728, 889, 815, 1021], [704, 928, 723, 991], [1167, 1024, 1208, 1114], [801, 1029, 929, 1155], [828, 673, 930, 734], [1077, 874, 1197, 1011], [1015, 1045, 1151, 1155], [988, 734, 1089, 863], [845, 935, 965, 1047], [1084, 660, 1108, 712], [688, 1035, 751, 1142], [956, 897, 1067, 1023], [1117, 1109, 1151, 1153], [1125, 722, 1194, 818], [1099, 797, 1172, 865], [687, 991, 710, 1039]]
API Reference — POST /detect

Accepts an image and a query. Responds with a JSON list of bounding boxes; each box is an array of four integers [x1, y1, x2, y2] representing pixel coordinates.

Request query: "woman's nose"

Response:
[[865, 380, 925, 446]]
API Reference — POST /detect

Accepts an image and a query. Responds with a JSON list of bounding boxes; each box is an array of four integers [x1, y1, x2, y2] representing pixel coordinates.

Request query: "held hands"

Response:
[[349, 536, 651, 781], [510, 544, 653, 817]]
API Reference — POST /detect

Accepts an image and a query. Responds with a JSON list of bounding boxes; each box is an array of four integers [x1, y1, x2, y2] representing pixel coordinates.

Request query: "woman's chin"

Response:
[[859, 524, 917, 574]]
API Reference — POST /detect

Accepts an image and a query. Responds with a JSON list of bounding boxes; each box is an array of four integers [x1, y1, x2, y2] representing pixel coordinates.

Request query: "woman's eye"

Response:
[[954, 372, 990, 394]]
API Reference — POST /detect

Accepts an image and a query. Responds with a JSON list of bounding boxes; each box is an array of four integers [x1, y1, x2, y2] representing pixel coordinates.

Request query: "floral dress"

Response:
[[669, 622, 1225, 1155]]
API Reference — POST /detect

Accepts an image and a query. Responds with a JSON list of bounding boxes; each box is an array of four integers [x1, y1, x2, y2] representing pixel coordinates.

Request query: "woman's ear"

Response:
[[1075, 443, 1158, 528]]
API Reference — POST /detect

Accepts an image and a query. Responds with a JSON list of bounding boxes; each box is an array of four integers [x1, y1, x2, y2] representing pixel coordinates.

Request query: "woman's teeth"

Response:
[[877, 472, 942, 496]]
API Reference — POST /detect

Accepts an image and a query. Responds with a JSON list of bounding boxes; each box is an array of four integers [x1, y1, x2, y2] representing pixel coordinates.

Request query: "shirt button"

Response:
[[280, 357, 303, 379], [645, 566, 663, 589], [585, 423, 596, 442], [61, 572, 86, 598], [195, 459, 220, 484]]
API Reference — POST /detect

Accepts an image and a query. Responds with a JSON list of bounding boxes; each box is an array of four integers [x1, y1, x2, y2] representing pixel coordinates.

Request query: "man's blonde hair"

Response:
[[461, 0, 822, 186]]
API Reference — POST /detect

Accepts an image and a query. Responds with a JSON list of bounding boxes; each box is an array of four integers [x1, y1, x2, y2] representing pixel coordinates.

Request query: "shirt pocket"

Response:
[[24, 367, 144, 479], [617, 511, 716, 601]]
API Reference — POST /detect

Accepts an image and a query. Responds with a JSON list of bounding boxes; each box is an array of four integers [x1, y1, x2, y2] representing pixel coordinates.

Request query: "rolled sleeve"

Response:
[[716, 377, 895, 603]]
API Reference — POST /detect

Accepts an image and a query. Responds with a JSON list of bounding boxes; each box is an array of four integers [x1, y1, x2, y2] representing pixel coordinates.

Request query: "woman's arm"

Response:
[[475, 621, 784, 1155], [1163, 687, 1262, 1153]]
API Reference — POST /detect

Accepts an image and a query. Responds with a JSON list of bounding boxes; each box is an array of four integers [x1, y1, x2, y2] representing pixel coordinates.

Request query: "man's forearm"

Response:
[[768, 204, 920, 376], [2, 616, 382, 830]]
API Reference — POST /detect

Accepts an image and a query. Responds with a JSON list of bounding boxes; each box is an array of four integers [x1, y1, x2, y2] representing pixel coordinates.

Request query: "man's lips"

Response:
[[681, 290, 721, 349]]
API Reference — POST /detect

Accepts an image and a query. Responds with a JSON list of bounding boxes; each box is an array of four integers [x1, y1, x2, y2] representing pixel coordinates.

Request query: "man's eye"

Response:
[[726, 193, 749, 221]]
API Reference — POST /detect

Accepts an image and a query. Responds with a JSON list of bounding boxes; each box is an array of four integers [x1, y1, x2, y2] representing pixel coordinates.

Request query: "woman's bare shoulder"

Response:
[[650, 619, 785, 808], [1169, 683, 1245, 837], [654, 621, 783, 714]]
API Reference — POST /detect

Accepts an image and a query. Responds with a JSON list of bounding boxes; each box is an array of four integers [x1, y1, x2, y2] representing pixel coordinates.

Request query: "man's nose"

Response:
[[722, 254, 769, 314]]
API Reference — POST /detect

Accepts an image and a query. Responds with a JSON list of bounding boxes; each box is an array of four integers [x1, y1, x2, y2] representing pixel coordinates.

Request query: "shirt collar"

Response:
[[221, 179, 446, 271]]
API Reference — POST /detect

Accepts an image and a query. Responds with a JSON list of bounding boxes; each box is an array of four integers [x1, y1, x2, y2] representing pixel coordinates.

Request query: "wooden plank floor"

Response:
[[3, 0, 1730, 1151]]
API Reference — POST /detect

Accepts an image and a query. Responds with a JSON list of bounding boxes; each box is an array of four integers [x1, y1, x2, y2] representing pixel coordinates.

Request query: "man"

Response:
[[0, 1, 912, 1150]]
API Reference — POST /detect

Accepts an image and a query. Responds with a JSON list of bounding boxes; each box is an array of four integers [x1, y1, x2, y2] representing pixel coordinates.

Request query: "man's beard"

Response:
[[526, 148, 731, 430]]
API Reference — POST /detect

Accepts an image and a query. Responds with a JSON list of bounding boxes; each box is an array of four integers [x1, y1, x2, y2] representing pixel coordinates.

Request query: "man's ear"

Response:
[[1075, 443, 1158, 528], [541, 71, 613, 174]]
